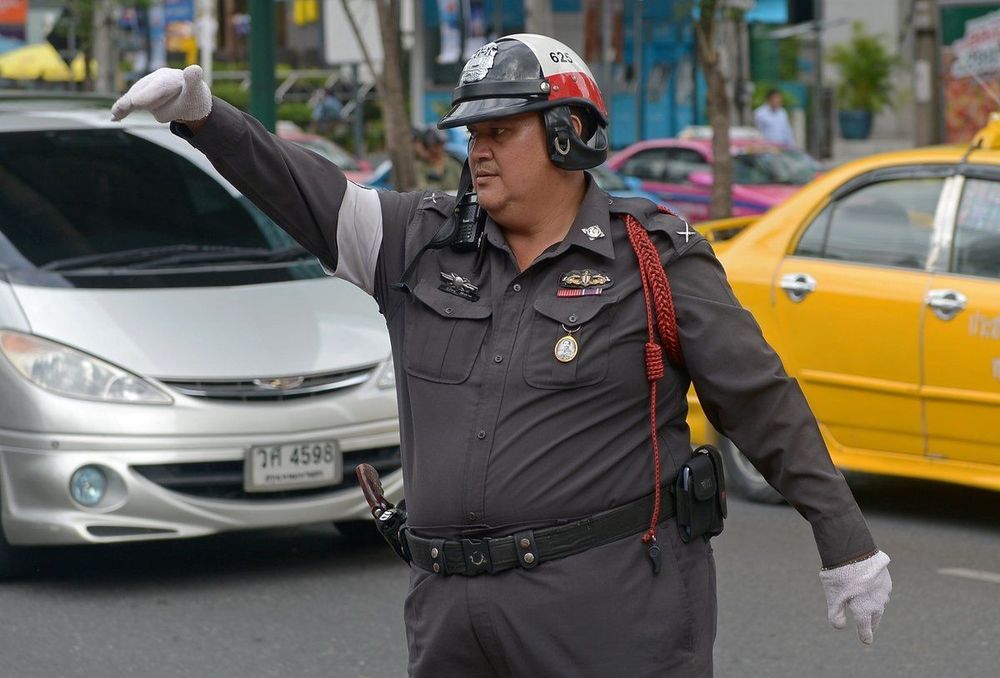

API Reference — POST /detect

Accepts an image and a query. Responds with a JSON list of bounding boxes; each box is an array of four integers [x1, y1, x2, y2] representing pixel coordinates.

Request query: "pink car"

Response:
[[606, 138, 820, 223]]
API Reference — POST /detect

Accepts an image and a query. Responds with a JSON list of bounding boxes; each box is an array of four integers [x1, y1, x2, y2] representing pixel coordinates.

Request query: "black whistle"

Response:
[[647, 542, 662, 575]]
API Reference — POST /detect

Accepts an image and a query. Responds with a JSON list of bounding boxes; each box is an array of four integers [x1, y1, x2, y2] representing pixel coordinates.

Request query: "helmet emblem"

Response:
[[460, 42, 498, 84]]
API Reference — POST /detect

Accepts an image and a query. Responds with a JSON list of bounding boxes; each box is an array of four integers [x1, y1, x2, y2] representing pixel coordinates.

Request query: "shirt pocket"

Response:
[[403, 278, 492, 384], [523, 294, 618, 390]]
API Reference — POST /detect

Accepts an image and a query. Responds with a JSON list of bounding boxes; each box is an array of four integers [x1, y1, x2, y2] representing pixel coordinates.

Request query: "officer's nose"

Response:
[[469, 135, 493, 166]]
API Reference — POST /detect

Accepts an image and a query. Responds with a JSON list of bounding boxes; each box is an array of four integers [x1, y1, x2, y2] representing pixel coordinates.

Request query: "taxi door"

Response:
[[771, 174, 945, 457], [922, 174, 1000, 464]]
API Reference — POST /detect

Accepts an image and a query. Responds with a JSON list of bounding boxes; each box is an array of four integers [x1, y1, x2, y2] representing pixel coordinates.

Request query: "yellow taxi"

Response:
[[688, 118, 1000, 502]]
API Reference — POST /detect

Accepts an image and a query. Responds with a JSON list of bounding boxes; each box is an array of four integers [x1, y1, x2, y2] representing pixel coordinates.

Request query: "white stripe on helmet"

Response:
[[504, 33, 597, 80]]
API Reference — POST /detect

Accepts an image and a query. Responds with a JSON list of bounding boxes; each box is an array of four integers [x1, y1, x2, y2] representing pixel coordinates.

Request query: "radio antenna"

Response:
[[971, 71, 1000, 108]]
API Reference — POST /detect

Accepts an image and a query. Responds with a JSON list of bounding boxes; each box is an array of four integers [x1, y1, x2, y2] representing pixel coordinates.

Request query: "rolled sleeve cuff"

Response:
[[809, 503, 877, 568], [169, 97, 248, 156]]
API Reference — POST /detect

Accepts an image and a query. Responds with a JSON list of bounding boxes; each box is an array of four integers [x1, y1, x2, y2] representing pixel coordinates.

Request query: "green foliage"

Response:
[[827, 22, 900, 113], [776, 37, 800, 81], [211, 81, 250, 110]]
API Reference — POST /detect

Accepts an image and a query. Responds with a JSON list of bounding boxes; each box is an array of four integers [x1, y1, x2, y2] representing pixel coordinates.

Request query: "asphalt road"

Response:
[[1, 473, 998, 678]]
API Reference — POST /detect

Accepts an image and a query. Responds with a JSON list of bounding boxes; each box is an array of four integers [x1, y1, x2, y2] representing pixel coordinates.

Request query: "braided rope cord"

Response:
[[620, 205, 685, 546]]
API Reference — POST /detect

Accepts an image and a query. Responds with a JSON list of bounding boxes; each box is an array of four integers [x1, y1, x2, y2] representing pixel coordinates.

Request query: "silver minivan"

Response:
[[0, 97, 402, 575]]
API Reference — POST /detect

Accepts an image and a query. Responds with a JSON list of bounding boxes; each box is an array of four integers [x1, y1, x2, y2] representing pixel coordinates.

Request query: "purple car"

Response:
[[607, 138, 821, 223]]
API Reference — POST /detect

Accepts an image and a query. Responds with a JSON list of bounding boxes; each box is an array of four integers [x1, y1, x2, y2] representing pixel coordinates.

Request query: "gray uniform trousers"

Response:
[[405, 528, 716, 677]]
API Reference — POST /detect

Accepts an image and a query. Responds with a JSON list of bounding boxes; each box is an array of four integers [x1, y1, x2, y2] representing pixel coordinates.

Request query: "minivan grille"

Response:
[[159, 366, 376, 401], [131, 446, 401, 500]]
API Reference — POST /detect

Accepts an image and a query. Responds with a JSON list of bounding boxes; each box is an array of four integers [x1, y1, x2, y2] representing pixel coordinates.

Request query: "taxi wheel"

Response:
[[333, 519, 384, 544], [718, 437, 784, 504]]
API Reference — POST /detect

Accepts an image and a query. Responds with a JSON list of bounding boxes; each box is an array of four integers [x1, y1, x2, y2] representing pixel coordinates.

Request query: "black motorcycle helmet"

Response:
[[437, 34, 610, 171]]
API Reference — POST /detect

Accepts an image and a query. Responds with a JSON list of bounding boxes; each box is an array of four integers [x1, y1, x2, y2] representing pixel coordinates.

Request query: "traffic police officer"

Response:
[[113, 34, 892, 677]]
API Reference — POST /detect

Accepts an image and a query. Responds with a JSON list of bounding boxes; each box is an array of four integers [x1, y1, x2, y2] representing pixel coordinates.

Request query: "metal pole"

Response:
[[913, 0, 940, 146], [249, 0, 276, 132], [601, 0, 612, 93], [352, 62, 366, 159], [411, 0, 425, 126], [810, 0, 824, 158], [633, 0, 644, 141]]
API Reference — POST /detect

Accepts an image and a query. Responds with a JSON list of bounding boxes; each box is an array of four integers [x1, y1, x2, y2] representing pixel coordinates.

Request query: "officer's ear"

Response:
[[570, 113, 584, 138]]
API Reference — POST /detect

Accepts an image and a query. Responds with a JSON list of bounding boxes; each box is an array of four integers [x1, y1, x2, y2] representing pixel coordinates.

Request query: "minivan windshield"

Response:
[[0, 129, 320, 284]]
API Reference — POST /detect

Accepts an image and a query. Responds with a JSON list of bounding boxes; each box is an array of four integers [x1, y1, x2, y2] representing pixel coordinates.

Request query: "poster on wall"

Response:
[[940, 3, 1000, 143], [437, 0, 461, 64], [462, 0, 487, 59]]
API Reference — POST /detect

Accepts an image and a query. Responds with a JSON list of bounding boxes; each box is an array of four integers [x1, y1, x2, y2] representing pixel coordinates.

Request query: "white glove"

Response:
[[820, 550, 891, 645], [111, 64, 212, 124]]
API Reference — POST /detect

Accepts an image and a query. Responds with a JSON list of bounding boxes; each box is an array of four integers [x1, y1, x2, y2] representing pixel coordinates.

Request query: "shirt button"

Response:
[[494, 355, 503, 363], [568, 314, 578, 323], [476, 430, 487, 440], [444, 307, 454, 315], [512, 283, 522, 292], [467, 512, 478, 522]]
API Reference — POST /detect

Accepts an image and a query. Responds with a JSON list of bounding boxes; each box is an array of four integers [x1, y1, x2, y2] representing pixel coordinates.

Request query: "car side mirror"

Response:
[[687, 170, 713, 187]]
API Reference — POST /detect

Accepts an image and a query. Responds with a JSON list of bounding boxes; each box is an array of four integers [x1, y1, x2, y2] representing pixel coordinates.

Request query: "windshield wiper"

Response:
[[41, 244, 310, 272], [128, 245, 311, 269]]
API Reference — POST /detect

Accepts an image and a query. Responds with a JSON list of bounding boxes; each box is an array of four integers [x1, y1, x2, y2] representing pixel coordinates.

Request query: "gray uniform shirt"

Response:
[[176, 99, 875, 567]]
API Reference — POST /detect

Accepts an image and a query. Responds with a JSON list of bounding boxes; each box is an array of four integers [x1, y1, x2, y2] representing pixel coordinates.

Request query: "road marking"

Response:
[[938, 568, 1000, 585]]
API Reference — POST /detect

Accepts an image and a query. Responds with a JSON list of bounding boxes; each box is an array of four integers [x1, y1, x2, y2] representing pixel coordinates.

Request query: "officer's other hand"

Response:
[[111, 65, 212, 124], [819, 550, 891, 645]]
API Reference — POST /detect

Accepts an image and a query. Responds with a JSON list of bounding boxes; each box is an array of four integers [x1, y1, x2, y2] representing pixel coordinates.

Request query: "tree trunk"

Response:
[[342, 0, 415, 192], [696, 0, 732, 220], [92, 0, 116, 94], [374, 0, 415, 192]]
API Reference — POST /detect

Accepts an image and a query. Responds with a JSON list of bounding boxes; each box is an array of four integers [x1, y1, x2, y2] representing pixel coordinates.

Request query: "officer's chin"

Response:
[[475, 184, 504, 213]]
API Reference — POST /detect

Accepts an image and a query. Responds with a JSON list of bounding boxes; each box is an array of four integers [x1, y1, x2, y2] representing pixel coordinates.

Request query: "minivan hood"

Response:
[[9, 277, 390, 379]]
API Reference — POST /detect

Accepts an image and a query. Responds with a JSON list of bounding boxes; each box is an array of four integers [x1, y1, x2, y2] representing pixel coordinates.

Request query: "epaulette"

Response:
[[610, 196, 704, 256]]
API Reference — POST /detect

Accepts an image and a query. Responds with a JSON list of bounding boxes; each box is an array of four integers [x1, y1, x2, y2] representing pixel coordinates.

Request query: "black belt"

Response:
[[404, 489, 675, 577]]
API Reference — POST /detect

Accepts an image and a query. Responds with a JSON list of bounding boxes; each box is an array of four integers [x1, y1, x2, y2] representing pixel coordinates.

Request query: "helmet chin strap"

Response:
[[543, 106, 609, 171]]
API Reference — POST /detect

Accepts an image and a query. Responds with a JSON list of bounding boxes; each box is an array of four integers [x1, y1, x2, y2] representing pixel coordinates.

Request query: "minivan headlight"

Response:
[[376, 356, 396, 390], [0, 330, 172, 404]]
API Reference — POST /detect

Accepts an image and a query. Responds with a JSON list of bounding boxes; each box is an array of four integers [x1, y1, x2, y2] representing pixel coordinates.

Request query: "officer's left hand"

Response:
[[819, 550, 892, 645]]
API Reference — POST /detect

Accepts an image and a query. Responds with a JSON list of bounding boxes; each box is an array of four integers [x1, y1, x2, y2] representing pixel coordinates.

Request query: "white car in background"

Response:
[[0, 95, 402, 576]]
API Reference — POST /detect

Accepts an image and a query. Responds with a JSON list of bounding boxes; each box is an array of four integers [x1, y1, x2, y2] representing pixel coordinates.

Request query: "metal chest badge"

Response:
[[557, 269, 613, 297], [439, 272, 480, 301], [554, 325, 580, 363]]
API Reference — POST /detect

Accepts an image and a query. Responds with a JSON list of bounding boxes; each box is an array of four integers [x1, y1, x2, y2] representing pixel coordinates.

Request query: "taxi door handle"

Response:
[[780, 273, 816, 303], [926, 289, 967, 321]]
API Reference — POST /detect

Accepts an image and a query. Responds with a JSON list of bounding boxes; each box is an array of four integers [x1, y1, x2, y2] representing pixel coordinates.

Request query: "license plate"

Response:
[[245, 441, 342, 492]]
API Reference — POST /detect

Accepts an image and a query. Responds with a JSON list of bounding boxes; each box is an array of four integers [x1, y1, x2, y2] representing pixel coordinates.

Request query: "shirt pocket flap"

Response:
[[532, 294, 617, 326], [411, 278, 492, 320]]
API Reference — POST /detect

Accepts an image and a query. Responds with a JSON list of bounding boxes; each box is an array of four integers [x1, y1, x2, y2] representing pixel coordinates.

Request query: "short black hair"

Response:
[[766, 88, 782, 99]]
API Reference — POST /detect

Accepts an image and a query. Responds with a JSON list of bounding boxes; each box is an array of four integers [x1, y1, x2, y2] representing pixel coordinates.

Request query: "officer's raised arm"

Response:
[[110, 65, 423, 310]]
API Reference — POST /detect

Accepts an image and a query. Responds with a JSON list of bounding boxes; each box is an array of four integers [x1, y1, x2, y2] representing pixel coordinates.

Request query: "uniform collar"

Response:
[[482, 173, 615, 260]]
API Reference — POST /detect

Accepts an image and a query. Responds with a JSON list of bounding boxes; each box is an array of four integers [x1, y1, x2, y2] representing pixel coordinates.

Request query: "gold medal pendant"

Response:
[[554, 325, 580, 363]]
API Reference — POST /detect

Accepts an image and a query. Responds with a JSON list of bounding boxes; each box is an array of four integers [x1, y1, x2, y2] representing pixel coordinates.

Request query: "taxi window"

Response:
[[620, 149, 671, 182], [793, 179, 940, 269], [953, 178, 1000, 280]]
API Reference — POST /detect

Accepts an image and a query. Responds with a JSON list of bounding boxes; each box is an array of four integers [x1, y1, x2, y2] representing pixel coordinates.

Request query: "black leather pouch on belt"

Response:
[[675, 444, 727, 543]]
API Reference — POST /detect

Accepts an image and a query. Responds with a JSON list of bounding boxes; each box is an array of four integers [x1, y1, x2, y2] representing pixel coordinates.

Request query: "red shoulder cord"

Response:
[[621, 206, 684, 552]]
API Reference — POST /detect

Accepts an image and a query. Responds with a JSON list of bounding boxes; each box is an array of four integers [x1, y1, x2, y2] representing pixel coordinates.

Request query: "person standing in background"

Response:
[[754, 88, 796, 148]]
